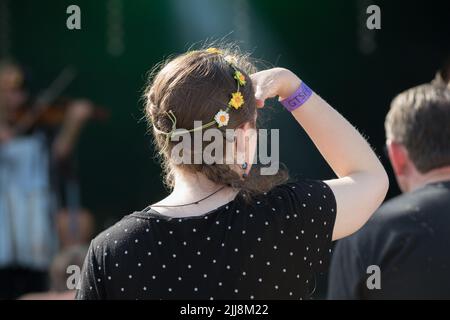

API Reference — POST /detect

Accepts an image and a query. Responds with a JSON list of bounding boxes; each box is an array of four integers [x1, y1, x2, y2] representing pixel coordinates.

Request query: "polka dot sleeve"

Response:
[[279, 179, 337, 273], [75, 241, 106, 300]]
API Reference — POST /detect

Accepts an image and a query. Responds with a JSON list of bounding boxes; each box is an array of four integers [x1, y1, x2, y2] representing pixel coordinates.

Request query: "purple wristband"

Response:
[[280, 82, 313, 112]]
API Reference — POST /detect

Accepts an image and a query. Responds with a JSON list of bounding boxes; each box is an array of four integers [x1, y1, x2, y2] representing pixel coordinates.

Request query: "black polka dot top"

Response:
[[76, 179, 336, 300]]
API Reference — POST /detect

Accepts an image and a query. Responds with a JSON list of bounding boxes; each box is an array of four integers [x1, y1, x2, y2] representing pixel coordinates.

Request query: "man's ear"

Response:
[[386, 141, 409, 177]]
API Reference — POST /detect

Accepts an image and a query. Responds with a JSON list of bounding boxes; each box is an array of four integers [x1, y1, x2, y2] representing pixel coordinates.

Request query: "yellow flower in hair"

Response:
[[234, 70, 246, 86], [214, 110, 230, 127], [205, 47, 222, 54], [229, 92, 245, 109]]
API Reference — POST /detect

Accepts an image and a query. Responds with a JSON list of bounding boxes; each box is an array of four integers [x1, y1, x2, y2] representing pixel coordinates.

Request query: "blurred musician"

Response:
[[0, 61, 93, 299]]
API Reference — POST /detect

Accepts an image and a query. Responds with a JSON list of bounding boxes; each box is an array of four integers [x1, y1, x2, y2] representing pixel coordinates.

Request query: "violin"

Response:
[[11, 99, 109, 129], [4, 67, 109, 135]]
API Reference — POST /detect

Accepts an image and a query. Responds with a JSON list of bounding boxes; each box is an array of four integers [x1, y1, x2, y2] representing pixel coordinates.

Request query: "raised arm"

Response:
[[251, 68, 389, 240], [52, 99, 93, 160]]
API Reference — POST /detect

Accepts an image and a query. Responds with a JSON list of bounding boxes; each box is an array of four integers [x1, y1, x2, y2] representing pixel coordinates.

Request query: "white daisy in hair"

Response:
[[214, 109, 230, 127]]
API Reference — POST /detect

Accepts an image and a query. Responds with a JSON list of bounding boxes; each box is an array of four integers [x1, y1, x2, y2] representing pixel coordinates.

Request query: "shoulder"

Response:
[[368, 187, 434, 227], [266, 179, 336, 215], [335, 190, 428, 254], [270, 179, 335, 204], [89, 213, 150, 254], [273, 179, 333, 193], [260, 179, 337, 244]]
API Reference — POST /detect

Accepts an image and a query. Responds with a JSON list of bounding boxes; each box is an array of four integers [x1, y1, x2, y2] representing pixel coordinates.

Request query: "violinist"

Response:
[[0, 61, 93, 299]]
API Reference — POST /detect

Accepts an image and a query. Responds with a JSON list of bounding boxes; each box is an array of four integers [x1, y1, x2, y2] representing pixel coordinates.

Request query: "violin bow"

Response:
[[14, 66, 77, 135]]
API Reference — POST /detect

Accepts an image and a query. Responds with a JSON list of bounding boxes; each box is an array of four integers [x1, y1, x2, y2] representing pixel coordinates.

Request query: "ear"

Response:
[[386, 141, 409, 177], [235, 122, 256, 168], [235, 122, 253, 154]]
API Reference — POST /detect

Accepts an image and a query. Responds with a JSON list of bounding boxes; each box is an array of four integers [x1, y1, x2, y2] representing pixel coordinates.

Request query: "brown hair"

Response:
[[143, 45, 288, 196], [385, 83, 450, 173]]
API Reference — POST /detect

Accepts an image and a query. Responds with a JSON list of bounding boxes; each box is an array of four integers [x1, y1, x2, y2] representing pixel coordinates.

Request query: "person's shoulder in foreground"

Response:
[[73, 212, 145, 299], [327, 180, 450, 299]]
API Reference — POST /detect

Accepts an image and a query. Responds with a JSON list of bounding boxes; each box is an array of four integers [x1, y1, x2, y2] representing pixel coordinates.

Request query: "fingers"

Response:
[[250, 74, 265, 108], [256, 99, 265, 108], [254, 84, 265, 100], [253, 83, 266, 108], [250, 70, 278, 108]]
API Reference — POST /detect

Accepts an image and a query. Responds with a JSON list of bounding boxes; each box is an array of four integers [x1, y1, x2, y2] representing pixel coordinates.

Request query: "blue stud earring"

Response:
[[242, 162, 248, 178]]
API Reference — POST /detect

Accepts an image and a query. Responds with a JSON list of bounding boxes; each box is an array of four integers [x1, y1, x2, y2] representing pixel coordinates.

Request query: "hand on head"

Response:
[[250, 68, 301, 108]]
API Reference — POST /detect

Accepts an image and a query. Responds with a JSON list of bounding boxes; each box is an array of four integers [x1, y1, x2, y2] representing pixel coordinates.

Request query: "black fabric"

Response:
[[76, 179, 336, 300], [328, 181, 450, 300]]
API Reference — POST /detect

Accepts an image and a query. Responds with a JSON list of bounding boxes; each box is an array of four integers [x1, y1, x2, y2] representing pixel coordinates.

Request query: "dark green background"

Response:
[[4, 0, 450, 230]]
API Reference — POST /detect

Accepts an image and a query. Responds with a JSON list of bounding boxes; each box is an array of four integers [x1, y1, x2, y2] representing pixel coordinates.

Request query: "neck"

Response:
[[172, 170, 225, 194], [409, 166, 450, 192], [151, 170, 239, 217], [154, 170, 236, 205]]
